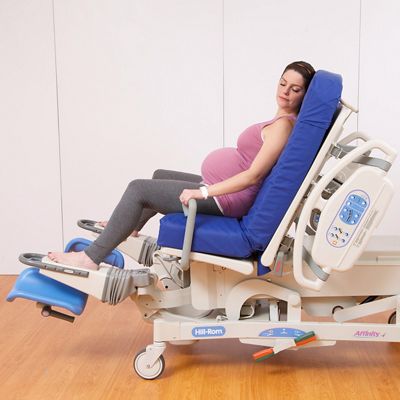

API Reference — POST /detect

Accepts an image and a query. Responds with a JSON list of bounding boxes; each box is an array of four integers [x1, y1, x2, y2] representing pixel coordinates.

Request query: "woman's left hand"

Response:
[[179, 189, 203, 206]]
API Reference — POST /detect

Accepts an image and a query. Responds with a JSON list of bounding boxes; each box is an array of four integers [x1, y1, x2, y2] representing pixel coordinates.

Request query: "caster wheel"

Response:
[[388, 311, 396, 325], [332, 305, 344, 314], [133, 349, 165, 380]]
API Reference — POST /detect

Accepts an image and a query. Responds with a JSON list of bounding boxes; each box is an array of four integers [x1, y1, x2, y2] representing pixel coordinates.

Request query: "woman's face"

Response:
[[276, 69, 306, 114]]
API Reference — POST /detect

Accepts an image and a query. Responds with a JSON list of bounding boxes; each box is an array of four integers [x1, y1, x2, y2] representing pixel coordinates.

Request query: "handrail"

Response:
[[180, 199, 197, 271]]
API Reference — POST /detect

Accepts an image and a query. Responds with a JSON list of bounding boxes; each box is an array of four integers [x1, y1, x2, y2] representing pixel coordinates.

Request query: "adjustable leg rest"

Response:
[[6, 238, 125, 322], [6, 267, 87, 322]]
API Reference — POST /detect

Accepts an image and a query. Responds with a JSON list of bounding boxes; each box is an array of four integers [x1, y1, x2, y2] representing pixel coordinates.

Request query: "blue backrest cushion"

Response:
[[240, 70, 343, 252]]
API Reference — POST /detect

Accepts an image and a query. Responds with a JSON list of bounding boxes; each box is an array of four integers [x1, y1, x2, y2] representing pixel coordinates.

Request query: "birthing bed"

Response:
[[7, 70, 400, 379]]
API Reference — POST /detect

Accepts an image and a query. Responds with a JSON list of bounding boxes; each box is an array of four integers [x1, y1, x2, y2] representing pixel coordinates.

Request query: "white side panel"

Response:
[[54, 0, 223, 250], [0, 0, 62, 274], [224, 0, 360, 147], [358, 0, 400, 235]]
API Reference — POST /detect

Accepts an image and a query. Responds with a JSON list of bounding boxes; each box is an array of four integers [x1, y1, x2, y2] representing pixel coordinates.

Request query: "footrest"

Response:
[[65, 237, 124, 268], [6, 267, 88, 315], [7, 237, 124, 319]]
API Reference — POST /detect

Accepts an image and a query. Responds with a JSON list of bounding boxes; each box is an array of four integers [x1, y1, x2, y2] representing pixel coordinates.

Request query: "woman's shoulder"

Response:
[[267, 115, 295, 129], [273, 114, 296, 124], [261, 115, 295, 141]]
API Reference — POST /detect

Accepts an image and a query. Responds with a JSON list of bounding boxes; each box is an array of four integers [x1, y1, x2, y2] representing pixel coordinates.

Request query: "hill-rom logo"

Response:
[[192, 326, 226, 338]]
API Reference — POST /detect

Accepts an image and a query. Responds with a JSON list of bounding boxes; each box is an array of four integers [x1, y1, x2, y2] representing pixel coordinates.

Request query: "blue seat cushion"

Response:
[[159, 213, 253, 258], [157, 70, 343, 267]]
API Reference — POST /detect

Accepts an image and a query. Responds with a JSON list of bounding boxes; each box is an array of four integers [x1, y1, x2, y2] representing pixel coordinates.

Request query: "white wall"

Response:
[[224, 0, 360, 144], [358, 0, 400, 235], [0, 0, 63, 274], [53, 0, 223, 254], [1, 0, 399, 274]]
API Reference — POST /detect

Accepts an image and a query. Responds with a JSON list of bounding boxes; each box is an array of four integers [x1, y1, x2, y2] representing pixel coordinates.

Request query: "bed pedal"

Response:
[[253, 347, 276, 362], [252, 331, 316, 361], [294, 331, 317, 346]]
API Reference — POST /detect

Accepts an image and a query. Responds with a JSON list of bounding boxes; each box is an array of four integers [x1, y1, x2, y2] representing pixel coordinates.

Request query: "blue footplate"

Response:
[[7, 267, 88, 315], [7, 237, 125, 315]]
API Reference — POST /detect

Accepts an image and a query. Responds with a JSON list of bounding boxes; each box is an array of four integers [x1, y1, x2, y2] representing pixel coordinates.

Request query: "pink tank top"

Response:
[[201, 115, 296, 217]]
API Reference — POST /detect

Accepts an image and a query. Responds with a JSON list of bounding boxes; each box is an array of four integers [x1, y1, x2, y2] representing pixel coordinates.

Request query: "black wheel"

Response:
[[133, 349, 165, 380], [388, 311, 396, 325]]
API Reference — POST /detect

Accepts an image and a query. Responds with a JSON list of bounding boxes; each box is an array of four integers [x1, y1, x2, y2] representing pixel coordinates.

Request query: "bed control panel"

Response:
[[327, 190, 369, 248], [312, 166, 394, 272], [339, 193, 368, 225]]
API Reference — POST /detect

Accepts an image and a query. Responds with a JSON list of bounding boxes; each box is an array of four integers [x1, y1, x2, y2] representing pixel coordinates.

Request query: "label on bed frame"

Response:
[[192, 326, 226, 338]]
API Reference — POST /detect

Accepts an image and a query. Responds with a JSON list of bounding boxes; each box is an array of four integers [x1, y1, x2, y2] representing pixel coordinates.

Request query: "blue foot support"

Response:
[[6, 267, 88, 315], [64, 237, 125, 269], [7, 238, 125, 320]]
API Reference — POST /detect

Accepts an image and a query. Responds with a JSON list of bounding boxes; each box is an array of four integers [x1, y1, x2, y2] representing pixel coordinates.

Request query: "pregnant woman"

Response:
[[49, 61, 315, 270]]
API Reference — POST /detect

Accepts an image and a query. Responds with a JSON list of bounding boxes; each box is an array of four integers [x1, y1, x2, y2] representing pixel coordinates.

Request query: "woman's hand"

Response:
[[179, 189, 203, 206]]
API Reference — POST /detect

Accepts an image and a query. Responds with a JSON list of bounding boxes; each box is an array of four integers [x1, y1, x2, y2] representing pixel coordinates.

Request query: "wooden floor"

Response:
[[2, 275, 400, 400]]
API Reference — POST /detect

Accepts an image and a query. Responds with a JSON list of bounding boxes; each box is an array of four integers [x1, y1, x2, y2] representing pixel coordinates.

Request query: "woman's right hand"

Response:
[[179, 189, 203, 206]]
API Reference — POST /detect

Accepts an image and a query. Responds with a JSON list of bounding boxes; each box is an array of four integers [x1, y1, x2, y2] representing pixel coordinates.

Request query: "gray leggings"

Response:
[[85, 169, 223, 264]]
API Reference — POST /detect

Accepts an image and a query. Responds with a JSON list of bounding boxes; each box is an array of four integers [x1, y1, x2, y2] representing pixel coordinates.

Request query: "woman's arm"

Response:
[[179, 118, 293, 206]]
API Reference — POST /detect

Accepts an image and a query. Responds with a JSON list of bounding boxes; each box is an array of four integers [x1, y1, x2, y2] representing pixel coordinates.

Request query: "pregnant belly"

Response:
[[201, 147, 245, 184]]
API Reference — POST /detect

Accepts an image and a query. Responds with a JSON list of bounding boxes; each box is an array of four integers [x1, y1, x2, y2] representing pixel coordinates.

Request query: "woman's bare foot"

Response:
[[98, 221, 139, 237], [48, 251, 99, 270]]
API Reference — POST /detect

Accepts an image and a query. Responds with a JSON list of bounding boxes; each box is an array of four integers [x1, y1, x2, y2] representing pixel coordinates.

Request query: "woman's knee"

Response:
[[127, 179, 143, 192], [152, 169, 168, 179], [124, 179, 150, 204]]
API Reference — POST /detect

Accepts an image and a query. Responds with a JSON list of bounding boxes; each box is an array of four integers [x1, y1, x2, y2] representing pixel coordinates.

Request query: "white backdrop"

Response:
[[358, 0, 400, 234], [0, 0, 63, 274], [1, 0, 399, 274]]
